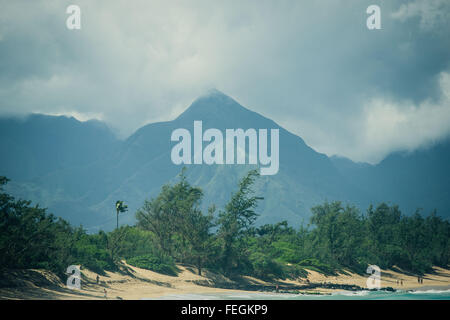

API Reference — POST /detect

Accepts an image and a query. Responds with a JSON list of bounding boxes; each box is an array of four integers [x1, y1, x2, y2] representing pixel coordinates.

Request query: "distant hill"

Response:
[[331, 138, 450, 217], [0, 114, 119, 180], [1, 90, 449, 231]]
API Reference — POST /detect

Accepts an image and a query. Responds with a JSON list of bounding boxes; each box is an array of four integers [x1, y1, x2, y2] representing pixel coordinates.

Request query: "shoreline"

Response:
[[406, 284, 450, 292], [1, 264, 449, 300]]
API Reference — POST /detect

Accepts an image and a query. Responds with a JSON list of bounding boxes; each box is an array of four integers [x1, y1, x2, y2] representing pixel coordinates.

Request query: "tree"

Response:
[[0, 176, 80, 276], [217, 170, 263, 275], [182, 206, 215, 275], [136, 168, 213, 270], [115, 200, 128, 230], [366, 203, 403, 268], [136, 196, 174, 254]]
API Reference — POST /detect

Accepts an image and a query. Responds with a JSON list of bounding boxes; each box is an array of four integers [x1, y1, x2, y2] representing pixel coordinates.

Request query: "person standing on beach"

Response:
[[96, 275, 99, 284], [104, 288, 107, 299]]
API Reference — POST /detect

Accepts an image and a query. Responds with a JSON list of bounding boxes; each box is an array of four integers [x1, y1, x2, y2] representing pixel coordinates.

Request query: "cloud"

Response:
[[391, 0, 450, 31], [0, 0, 449, 163], [357, 72, 450, 163]]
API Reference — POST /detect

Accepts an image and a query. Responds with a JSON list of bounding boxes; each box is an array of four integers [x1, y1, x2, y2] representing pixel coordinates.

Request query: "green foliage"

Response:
[[127, 253, 178, 276], [0, 177, 148, 278], [1, 172, 449, 283], [116, 201, 128, 213], [272, 241, 302, 264], [249, 251, 285, 280], [136, 169, 215, 275], [107, 226, 155, 259], [115, 200, 128, 229], [297, 258, 337, 276], [305, 202, 450, 274], [216, 170, 263, 275], [72, 241, 114, 274]]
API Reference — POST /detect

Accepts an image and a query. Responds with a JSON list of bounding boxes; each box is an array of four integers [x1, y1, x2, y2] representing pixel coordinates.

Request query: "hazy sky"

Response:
[[1, 0, 449, 163]]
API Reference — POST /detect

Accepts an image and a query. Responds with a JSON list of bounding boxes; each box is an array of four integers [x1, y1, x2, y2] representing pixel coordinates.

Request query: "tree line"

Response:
[[0, 171, 449, 282]]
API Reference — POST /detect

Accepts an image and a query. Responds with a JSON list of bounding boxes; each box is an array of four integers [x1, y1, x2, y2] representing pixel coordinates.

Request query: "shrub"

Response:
[[297, 258, 337, 275], [249, 252, 285, 280], [127, 253, 178, 276], [282, 263, 308, 279]]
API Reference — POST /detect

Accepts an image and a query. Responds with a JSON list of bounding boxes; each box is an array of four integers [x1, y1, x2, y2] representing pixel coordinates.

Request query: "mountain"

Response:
[[87, 90, 369, 229], [0, 114, 119, 181], [331, 139, 450, 216], [1, 90, 449, 231], [0, 114, 121, 227]]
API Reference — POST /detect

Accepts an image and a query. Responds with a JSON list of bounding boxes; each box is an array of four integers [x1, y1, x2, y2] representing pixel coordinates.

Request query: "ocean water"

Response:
[[151, 288, 450, 300]]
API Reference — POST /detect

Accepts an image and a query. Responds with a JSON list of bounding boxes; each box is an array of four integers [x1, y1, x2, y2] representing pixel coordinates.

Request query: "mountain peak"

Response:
[[203, 88, 226, 97], [175, 89, 261, 125], [192, 88, 238, 108]]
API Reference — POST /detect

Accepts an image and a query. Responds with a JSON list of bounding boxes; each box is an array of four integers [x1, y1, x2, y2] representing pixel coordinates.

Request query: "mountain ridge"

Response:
[[1, 91, 449, 231]]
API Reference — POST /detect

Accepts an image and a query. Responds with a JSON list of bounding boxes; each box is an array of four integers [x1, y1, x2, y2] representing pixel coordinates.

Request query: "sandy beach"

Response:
[[293, 266, 450, 294], [1, 262, 449, 300]]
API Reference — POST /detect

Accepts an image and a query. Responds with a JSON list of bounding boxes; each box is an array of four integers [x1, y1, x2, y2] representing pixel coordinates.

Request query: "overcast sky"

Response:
[[1, 0, 449, 163]]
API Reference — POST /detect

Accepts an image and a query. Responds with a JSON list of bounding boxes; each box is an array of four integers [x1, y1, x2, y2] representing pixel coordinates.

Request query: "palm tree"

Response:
[[115, 200, 128, 229]]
